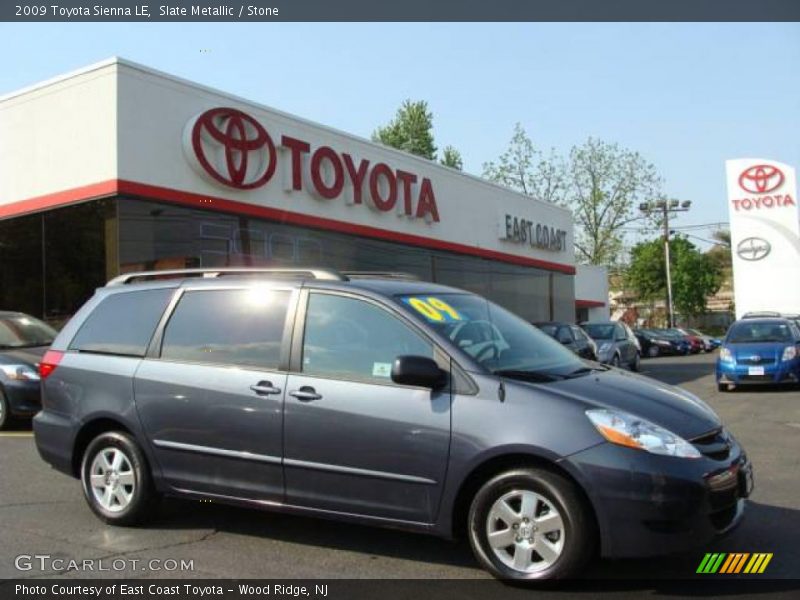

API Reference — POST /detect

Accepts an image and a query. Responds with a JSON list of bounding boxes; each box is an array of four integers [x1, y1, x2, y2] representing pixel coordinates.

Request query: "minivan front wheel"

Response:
[[468, 468, 594, 581], [81, 431, 158, 526]]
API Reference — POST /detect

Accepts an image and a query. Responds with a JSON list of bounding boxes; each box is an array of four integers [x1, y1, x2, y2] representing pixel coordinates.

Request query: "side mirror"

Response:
[[391, 355, 446, 389]]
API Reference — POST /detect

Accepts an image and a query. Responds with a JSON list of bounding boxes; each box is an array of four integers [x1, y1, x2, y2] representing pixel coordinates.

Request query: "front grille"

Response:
[[691, 428, 731, 461], [739, 357, 776, 365]]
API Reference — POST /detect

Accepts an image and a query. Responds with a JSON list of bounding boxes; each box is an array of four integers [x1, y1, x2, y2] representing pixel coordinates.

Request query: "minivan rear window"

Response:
[[160, 288, 291, 369], [69, 289, 173, 357]]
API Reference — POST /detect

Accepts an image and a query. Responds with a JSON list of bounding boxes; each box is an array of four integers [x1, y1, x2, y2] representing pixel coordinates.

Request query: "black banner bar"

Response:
[[1, 579, 800, 600], [3, 0, 800, 22]]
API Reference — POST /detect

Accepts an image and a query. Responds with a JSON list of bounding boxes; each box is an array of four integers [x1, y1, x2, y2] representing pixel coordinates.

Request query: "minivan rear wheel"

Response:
[[467, 468, 594, 581], [81, 431, 158, 526]]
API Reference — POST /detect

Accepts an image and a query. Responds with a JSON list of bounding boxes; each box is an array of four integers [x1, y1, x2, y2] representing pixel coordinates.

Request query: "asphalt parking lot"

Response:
[[0, 352, 798, 584]]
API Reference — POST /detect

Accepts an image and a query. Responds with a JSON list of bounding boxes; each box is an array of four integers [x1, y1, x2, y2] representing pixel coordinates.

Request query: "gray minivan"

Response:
[[33, 268, 751, 582]]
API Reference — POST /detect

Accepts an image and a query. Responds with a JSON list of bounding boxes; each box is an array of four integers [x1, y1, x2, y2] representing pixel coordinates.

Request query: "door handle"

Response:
[[250, 381, 282, 395], [289, 386, 322, 401]]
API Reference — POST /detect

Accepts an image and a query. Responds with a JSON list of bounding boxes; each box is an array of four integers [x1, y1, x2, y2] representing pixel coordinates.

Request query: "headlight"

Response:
[[598, 343, 612, 353], [586, 409, 701, 459], [782, 346, 797, 362], [654, 339, 671, 346], [719, 347, 733, 362], [0, 364, 40, 381]]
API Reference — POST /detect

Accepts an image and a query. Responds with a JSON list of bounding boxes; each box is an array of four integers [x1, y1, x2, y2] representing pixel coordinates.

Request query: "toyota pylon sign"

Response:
[[725, 159, 800, 318]]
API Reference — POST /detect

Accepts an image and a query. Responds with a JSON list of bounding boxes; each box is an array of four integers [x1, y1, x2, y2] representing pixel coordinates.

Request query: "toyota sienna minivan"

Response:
[[34, 268, 752, 582]]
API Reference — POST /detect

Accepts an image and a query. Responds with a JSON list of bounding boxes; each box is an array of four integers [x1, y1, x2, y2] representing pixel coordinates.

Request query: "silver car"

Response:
[[582, 321, 641, 371]]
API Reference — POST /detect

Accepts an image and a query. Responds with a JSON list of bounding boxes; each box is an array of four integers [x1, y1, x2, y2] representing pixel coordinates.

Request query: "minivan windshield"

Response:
[[0, 314, 57, 349], [727, 320, 795, 344], [395, 293, 587, 380]]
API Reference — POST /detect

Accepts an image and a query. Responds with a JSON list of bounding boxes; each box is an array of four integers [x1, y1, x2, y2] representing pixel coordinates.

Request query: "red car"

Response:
[[675, 328, 704, 354]]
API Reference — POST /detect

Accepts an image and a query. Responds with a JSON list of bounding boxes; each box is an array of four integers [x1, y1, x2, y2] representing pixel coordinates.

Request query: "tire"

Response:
[[467, 468, 595, 582], [630, 352, 641, 372], [717, 383, 726, 392], [0, 388, 10, 431], [80, 431, 159, 526], [610, 354, 620, 368]]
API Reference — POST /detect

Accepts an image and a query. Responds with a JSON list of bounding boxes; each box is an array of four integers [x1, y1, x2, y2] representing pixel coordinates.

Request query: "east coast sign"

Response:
[[183, 107, 440, 223]]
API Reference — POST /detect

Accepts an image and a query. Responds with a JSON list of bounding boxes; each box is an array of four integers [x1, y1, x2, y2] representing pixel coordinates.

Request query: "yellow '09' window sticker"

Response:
[[401, 296, 463, 323]]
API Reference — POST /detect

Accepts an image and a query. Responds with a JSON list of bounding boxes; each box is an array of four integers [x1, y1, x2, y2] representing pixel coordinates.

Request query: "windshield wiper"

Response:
[[564, 365, 608, 379], [493, 369, 565, 382]]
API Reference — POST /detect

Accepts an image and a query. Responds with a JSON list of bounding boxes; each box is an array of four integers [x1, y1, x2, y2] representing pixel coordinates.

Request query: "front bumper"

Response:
[[2, 379, 42, 416], [717, 359, 800, 385], [566, 434, 752, 558]]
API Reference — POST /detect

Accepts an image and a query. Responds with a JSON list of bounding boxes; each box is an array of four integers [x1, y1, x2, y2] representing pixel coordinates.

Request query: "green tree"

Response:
[[440, 145, 463, 170], [626, 236, 723, 318], [482, 123, 567, 204], [567, 138, 662, 265], [372, 99, 437, 160], [706, 229, 732, 272]]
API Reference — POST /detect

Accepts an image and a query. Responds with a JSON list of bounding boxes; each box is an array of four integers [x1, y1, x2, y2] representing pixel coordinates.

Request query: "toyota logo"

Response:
[[738, 164, 784, 194], [188, 107, 276, 190], [749, 355, 761, 363], [736, 237, 771, 261]]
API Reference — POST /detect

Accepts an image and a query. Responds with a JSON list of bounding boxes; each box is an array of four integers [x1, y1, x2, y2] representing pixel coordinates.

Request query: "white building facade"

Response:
[[0, 59, 604, 323]]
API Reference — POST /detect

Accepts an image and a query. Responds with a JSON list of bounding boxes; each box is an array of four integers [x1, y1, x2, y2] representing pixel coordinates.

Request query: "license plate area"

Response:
[[748, 366, 765, 376]]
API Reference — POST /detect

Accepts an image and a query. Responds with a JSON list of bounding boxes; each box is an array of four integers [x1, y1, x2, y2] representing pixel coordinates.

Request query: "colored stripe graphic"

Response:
[[699, 552, 773, 574], [698, 553, 727, 573], [696, 553, 713, 573], [744, 553, 773, 574], [733, 553, 750, 573]]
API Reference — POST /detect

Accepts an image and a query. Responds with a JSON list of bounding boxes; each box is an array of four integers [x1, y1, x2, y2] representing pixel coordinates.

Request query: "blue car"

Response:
[[716, 318, 800, 391]]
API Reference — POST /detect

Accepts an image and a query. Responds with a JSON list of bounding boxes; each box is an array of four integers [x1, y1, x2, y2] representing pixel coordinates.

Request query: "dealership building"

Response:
[[0, 58, 607, 324]]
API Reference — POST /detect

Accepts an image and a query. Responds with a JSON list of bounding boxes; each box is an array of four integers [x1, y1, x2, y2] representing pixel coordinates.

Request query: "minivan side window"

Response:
[[69, 289, 173, 357], [302, 293, 433, 383], [160, 288, 291, 370]]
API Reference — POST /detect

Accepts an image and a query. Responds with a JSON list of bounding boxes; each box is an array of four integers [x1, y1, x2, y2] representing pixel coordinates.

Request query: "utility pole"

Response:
[[639, 199, 692, 328]]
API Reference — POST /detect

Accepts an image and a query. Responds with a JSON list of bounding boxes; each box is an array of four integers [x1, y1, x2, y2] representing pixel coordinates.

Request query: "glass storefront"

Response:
[[0, 197, 575, 325], [0, 200, 113, 327]]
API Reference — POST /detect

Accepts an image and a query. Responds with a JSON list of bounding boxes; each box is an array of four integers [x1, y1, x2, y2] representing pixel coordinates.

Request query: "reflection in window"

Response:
[[161, 289, 291, 369], [302, 294, 433, 383]]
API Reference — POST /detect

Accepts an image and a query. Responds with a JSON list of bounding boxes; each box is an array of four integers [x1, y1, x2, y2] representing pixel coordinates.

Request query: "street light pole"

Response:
[[639, 199, 692, 328]]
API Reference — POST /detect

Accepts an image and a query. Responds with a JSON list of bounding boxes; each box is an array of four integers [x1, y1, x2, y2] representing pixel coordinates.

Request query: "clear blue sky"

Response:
[[2, 22, 798, 250]]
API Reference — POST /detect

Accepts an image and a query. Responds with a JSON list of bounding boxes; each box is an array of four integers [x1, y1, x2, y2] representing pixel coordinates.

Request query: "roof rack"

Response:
[[340, 271, 421, 281], [106, 267, 346, 286]]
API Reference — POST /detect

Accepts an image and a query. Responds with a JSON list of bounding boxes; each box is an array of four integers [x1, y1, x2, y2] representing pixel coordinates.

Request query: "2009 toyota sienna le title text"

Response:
[[33, 268, 752, 582]]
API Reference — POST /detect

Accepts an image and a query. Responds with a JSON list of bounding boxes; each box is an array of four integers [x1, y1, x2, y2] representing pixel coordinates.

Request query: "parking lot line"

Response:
[[0, 432, 33, 437]]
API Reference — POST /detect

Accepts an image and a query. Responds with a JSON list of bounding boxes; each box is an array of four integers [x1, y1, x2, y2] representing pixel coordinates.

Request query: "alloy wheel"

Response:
[[485, 489, 565, 573], [89, 447, 136, 513]]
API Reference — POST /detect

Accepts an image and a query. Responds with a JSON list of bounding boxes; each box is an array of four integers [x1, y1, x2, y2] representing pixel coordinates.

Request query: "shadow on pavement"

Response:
[[149, 497, 799, 586]]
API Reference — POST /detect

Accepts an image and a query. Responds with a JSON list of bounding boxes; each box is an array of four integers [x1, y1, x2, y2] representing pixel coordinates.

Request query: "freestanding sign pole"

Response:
[[725, 159, 800, 318]]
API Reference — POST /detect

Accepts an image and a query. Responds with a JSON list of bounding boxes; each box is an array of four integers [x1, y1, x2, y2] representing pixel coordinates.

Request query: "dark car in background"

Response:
[[581, 321, 640, 370], [534, 322, 597, 361], [0, 311, 58, 429], [634, 328, 689, 358], [33, 267, 752, 582], [716, 318, 800, 391]]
